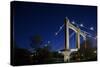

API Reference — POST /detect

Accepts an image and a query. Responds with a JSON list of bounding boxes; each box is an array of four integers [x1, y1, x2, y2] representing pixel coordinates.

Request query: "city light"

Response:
[[30, 54, 34, 57], [94, 50, 97, 53], [44, 44, 48, 47], [58, 51, 61, 53]]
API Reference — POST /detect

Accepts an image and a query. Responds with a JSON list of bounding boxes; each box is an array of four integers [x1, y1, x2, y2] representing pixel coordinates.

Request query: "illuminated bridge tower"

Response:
[[62, 17, 86, 62]]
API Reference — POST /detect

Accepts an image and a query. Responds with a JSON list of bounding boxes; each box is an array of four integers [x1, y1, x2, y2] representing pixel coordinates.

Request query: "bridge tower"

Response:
[[62, 17, 86, 62]]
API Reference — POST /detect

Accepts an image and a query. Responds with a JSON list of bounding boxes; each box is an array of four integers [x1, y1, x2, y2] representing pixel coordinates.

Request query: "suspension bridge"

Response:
[[46, 17, 97, 62]]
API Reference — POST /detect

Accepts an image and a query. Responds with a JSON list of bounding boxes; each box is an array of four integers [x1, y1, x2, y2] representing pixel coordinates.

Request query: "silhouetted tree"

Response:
[[78, 37, 97, 61], [30, 35, 43, 50], [13, 48, 31, 66]]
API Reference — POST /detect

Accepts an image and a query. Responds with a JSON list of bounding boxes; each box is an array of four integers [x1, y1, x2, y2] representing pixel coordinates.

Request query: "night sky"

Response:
[[12, 1, 97, 51]]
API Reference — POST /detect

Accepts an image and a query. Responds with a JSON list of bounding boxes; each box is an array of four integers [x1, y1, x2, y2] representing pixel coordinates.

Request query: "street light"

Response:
[[90, 27, 94, 30], [48, 41, 50, 44], [44, 44, 48, 47], [60, 26, 62, 30], [55, 32, 58, 36], [58, 51, 61, 54], [72, 21, 75, 24], [80, 24, 84, 27]]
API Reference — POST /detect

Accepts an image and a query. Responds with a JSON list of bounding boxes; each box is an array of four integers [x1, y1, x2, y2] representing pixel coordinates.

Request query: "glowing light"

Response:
[[72, 21, 75, 24], [94, 36, 97, 39], [90, 27, 94, 30], [80, 24, 84, 27], [31, 54, 34, 57], [55, 32, 58, 36], [48, 41, 50, 44], [58, 51, 61, 53], [60, 26, 62, 29], [44, 44, 48, 47], [60, 24, 64, 30], [70, 49, 78, 52], [94, 51, 97, 53]]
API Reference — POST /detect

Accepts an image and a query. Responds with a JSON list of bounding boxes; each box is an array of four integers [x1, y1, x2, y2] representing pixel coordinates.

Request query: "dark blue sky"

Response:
[[12, 1, 97, 51]]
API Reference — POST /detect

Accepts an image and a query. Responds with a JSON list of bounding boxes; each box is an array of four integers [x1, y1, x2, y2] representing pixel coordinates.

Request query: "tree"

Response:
[[30, 35, 43, 50], [78, 37, 97, 61]]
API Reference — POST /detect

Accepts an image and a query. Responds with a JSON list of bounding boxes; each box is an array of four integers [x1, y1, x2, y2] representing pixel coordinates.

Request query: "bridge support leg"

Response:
[[65, 17, 69, 50], [76, 29, 80, 49], [63, 51, 70, 62], [63, 17, 70, 62]]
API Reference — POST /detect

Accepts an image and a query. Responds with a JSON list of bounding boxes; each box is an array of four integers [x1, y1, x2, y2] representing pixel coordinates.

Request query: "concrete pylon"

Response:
[[64, 17, 69, 50], [62, 17, 87, 62], [76, 29, 80, 49], [63, 17, 70, 62], [63, 50, 70, 62]]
